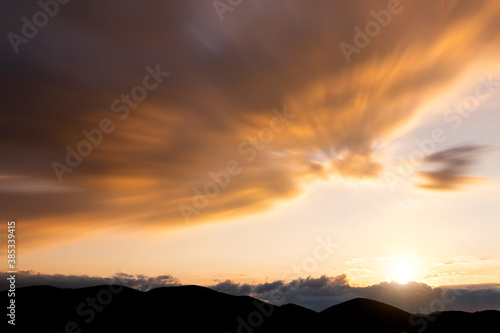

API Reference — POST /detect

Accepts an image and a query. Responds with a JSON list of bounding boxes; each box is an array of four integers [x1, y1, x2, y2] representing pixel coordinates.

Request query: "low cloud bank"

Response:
[[2, 271, 499, 313]]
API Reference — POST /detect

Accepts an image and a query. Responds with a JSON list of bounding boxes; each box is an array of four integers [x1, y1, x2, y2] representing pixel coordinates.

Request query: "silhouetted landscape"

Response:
[[3, 285, 499, 332]]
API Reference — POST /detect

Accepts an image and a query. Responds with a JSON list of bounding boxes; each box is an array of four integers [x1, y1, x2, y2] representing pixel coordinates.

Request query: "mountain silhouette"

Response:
[[2, 285, 498, 332]]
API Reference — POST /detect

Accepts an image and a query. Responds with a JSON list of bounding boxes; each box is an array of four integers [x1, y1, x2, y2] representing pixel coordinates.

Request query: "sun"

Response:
[[391, 260, 416, 284]]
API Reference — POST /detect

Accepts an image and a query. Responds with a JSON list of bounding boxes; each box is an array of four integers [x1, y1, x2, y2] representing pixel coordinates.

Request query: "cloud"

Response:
[[2, 1, 500, 247], [434, 255, 491, 266], [417, 145, 486, 190], [209, 274, 500, 313], [4, 271, 499, 313], [333, 153, 383, 179], [0, 270, 180, 292]]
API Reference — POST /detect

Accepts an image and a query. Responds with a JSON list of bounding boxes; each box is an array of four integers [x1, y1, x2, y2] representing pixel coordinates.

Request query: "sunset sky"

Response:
[[1, 0, 500, 311]]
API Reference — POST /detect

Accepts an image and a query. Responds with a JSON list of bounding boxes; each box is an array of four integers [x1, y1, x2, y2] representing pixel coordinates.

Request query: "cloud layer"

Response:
[[209, 274, 500, 313], [0, 270, 180, 292], [2, 271, 499, 313]]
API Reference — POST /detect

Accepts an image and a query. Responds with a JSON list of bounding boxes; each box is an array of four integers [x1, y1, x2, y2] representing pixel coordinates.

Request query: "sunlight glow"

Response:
[[391, 260, 417, 284]]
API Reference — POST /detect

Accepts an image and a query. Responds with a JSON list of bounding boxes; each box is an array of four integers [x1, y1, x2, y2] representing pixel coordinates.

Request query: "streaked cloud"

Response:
[[333, 153, 383, 179], [2, 0, 500, 248]]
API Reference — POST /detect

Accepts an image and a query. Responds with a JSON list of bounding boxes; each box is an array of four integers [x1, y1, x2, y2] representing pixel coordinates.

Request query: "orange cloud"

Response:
[[2, 0, 500, 249]]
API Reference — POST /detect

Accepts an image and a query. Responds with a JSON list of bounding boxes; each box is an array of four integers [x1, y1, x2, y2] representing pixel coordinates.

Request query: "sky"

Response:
[[1, 0, 500, 312]]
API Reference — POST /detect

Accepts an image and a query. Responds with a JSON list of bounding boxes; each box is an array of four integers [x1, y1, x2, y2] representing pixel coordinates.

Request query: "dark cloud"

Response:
[[2, 1, 500, 247], [0, 270, 180, 292], [418, 145, 486, 190], [3, 271, 499, 313]]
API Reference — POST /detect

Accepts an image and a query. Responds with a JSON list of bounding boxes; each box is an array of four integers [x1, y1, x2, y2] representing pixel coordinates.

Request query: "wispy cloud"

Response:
[[434, 255, 491, 266], [418, 146, 487, 190]]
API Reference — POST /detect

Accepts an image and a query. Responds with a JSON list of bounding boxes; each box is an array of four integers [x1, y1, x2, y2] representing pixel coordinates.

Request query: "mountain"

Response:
[[2, 285, 498, 332], [318, 297, 415, 332]]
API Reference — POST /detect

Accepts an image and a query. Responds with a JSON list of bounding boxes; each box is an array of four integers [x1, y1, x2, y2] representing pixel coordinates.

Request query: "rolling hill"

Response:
[[2, 285, 498, 332]]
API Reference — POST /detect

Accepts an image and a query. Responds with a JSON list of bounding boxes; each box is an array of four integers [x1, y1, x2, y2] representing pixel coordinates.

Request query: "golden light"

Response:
[[390, 260, 417, 284]]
